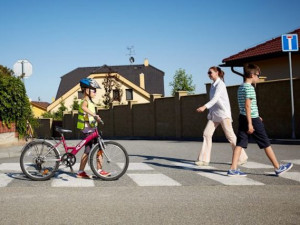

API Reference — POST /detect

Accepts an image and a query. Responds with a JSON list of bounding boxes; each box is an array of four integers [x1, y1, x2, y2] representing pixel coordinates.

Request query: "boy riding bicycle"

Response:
[[76, 78, 110, 178]]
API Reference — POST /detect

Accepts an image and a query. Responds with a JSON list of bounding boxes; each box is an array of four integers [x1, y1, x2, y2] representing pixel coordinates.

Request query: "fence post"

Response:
[[150, 94, 162, 137], [128, 100, 137, 136], [175, 91, 188, 138]]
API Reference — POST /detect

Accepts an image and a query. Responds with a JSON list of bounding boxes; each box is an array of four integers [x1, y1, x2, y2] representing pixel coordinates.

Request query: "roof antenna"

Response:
[[127, 46, 135, 64]]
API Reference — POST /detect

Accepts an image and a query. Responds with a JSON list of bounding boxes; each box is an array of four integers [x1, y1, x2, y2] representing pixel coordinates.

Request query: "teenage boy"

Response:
[[227, 64, 293, 177]]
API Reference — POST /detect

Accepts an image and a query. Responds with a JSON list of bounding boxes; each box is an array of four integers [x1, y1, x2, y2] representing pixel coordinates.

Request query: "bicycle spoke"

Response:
[[20, 141, 60, 181]]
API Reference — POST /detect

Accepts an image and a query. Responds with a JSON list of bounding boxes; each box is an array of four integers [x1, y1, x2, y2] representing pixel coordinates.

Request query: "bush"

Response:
[[42, 101, 67, 120], [0, 65, 34, 137]]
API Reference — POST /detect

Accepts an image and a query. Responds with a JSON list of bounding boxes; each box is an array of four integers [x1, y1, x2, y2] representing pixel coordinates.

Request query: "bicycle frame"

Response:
[[54, 128, 100, 156]]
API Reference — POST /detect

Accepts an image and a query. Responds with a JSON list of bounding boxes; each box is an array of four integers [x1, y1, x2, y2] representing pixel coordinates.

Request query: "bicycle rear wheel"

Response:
[[90, 141, 129, 181], [20, 140, 60, 181]]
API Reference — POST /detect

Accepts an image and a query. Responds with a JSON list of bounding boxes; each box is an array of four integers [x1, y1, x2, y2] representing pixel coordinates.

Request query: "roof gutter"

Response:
[[230, 66, 244, 77], [219, 63, 244, 77]]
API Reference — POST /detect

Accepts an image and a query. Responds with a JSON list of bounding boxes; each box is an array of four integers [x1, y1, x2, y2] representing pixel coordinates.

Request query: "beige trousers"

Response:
[[197, 118, 248, 163]]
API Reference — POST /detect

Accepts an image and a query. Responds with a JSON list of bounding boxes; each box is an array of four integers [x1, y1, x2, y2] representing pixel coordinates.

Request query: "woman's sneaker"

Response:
[[76, 171, 91, 179], [275, 163, 293, 176], [195, 161, 209, 166], [227, 169, 247, 177]]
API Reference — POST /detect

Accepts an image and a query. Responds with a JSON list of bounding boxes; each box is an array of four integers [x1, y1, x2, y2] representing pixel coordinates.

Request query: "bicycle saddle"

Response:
[[55, 126, 72, 133]]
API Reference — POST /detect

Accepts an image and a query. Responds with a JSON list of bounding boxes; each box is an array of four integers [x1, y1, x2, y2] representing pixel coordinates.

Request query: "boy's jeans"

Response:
[[197, 118, 248, 163]]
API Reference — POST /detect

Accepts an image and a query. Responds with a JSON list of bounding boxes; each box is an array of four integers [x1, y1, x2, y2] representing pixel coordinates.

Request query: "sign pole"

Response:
[[282, 33, 298, 139], [288, 51, 296, 139]]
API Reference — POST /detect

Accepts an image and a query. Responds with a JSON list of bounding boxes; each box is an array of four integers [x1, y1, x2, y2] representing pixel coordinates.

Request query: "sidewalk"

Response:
[[0, 138, 299, 159]]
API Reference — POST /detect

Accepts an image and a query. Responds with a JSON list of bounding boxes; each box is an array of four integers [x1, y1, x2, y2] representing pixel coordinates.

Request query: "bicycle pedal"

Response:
[[42, 169, 49, 175]]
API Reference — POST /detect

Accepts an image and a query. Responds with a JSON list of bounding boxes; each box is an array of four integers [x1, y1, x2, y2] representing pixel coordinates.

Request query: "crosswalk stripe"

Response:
[[0, 173, 14, 187], [0, 163, 21, 171], [171, 162, 216, 170], [280, 172, 300, 182], [127, 173, 181, 186], [282, 160, 300, 165], [51, 173, 95, 187], [240, 162, 273, 169], [197, 171, 265, 185], [265, 172, 300, 183], [118, 162, 154, 171]]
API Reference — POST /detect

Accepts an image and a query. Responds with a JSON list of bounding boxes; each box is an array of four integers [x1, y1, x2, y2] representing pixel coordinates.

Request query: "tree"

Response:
[[169, 69, 195, 96], [71, 96, 80, 110], [0, 65, 14, 77], [102, 73, 123, 108], [42, 101, 67, 120], [0, 65, 34, 137]]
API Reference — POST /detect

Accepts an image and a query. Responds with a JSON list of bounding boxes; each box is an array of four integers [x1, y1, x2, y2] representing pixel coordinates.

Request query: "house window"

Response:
[[78, 91, 83, 99], [126, 89, 133, 100], [113, 89, 121, 102]]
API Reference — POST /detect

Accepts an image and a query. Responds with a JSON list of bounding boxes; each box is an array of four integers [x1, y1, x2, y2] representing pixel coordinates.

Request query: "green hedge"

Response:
[[0, 65, 34, 137]]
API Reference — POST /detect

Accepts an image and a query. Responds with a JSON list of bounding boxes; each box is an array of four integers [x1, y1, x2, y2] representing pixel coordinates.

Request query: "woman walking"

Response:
[[195, 66, 248, 166]]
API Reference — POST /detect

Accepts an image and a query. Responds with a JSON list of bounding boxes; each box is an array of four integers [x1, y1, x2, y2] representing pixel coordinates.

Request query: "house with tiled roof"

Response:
[[30, 101, 50, 118], [47, 59, 165, 113], [221, 28, 300, 80]]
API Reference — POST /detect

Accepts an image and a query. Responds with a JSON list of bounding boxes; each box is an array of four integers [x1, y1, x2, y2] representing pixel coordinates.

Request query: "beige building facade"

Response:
[[47, 73, 151, 113]]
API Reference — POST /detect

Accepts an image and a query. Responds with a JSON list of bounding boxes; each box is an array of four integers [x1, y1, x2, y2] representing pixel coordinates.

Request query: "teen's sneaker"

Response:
[[195, 161, 209, 166], [227, 169, 247, 177], [76, 171, 91, 179], [275, 163, 293, 176], [98, 169, 111, 177]]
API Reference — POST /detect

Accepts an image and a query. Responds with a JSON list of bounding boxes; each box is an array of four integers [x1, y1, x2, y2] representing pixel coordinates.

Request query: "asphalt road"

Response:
[[0, 140, 299, 224]]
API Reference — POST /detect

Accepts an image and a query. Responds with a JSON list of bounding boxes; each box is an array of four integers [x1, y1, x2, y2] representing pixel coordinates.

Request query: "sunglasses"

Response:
[[254, 73, 261, 78], [208, 71, 212, 75], [90, 89, 97, 93]]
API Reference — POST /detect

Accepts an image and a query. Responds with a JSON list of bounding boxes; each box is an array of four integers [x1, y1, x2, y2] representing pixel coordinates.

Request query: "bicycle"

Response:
[[25, 120, 34, 142], [20, 120, 129, 181]]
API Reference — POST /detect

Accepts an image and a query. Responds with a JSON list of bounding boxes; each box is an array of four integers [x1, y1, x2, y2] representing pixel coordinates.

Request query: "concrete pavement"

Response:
[[0, 138, 299, 159]]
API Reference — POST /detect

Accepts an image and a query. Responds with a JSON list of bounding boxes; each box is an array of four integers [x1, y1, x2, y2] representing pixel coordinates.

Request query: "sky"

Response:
[[1, 0, 300, 103]]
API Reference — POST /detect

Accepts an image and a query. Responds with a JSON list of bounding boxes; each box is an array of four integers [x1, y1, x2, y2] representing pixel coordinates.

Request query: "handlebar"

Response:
[[91, 119, 104, 126]]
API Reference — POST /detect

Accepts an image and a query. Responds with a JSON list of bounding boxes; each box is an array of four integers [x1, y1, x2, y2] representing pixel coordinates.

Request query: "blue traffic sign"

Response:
[[282, 34, 298, 52]]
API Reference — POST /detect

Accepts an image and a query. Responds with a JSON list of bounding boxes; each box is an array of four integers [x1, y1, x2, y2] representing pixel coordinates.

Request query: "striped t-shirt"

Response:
[[237, 83, 259, 118]]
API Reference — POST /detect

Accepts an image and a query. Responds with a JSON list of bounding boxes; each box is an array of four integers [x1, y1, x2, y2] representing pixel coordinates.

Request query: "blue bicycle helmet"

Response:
[[79, 78, 101, 89]]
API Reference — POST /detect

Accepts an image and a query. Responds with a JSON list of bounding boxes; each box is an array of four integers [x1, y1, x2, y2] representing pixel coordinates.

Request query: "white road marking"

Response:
[[127, 173, 181, 186], [265, 172, 300, 183], [197, 171, 265, 185], [0, 173, 14, 187], [118, 162, 154, 171], [171, 162, 216, 170], [280, 172, 300, 182], [282, 160, 300, 165], [51, 173, 95, 187], [240, 162, 273, 169], [0, 163, 21, 171]]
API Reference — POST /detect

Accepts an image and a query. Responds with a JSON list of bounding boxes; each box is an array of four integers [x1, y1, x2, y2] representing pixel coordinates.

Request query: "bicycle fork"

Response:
[[98, 138, 111, 163]]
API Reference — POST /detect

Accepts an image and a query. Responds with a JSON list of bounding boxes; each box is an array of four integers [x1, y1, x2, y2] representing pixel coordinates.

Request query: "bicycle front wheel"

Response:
[[90, 141, 129, 181], [20, 140, 60, 181]]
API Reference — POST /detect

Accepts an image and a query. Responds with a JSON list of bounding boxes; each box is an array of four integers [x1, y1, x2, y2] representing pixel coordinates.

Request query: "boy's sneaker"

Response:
[[76, 171, 91, 179], [275, 163, 293, 176], [98, 169, 111, 177], [227, 169, 247, 177]]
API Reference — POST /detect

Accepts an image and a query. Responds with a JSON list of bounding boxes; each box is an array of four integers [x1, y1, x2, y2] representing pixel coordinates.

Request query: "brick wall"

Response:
[[0, 121, 16, 134]]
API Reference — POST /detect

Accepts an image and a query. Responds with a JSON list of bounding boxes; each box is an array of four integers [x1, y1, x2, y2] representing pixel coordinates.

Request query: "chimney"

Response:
[[144, 58, 149, 67], [139, 73, 145, 89]]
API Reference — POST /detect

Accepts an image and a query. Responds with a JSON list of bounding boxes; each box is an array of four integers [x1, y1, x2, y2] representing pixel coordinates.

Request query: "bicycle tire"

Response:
[[89, 141, 129, 181], [20, 140, 60, 181]]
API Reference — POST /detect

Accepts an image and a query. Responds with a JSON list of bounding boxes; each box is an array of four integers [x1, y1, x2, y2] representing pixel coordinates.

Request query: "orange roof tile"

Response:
[[222, 28, 300, 64], [31, 101, 50, 111]]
